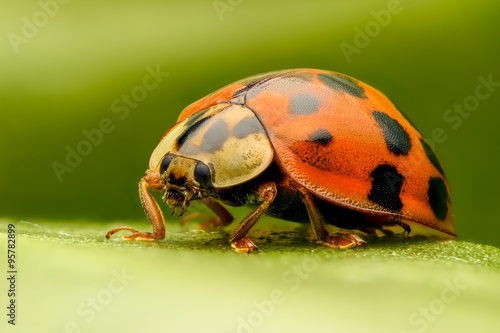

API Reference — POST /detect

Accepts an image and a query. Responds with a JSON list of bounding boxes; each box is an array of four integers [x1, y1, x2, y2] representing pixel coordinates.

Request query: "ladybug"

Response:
[[106, 69, 455, 253]]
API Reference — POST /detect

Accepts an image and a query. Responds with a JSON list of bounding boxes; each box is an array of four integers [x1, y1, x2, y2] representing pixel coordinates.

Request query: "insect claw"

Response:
[[178, 202, 188, 217], [171, 207, 177, 215]]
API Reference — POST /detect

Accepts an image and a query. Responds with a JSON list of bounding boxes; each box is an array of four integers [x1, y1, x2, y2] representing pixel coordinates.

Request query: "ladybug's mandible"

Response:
[[107, 69, 454, 253]]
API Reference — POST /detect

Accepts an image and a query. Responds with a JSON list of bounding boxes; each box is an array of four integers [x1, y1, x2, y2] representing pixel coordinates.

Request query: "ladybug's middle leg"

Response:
[[181, 198, 234, 230], [299, 188, 366, 249], [229, 182, 277, 254]]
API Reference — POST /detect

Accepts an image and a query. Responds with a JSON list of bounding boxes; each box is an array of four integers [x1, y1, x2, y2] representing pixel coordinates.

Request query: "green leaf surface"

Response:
[[1, 220, 499, 333]]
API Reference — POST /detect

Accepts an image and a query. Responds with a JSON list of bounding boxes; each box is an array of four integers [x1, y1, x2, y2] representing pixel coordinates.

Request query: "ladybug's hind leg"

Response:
[[229, 182, 277, 254], [299, 188, 366, 249]]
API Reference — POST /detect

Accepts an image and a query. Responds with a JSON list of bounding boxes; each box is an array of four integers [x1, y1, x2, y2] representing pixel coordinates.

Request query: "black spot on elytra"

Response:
[[289, 94, 320, 115], [233, 116, 264, 139], [368, 164, 404, 211], [428, 177, 449, 220], [200, 119, 229, 152], [308, 128, 333, 145], [420, 138, 446, 176], [318, 73, 366, 98], [177, 116, 211, 148], [372, 111, 412, 155]]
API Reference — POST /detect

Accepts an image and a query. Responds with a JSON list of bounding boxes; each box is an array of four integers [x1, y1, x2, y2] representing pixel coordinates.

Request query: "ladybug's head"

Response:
[[157, 153, 214, 216]]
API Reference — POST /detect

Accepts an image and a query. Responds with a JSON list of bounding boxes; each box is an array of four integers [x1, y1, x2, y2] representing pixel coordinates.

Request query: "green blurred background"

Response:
[[1, 1, 500, 333], [1, 0, 499, 245]]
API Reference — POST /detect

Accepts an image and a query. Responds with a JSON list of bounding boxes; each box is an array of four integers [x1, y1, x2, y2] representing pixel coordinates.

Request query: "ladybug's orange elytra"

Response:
[[106, 69, 454, 253]]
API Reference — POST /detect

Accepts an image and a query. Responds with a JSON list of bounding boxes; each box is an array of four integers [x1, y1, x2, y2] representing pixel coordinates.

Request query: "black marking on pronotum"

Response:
[[177, 116, 212, 147], [200, 119, 229, 152], [368, 164, 404, 211], [372, 111, 412, 155], [428, 177, 449, 220], [317, 73, 366, 98], [308, 128, 333, 145], [233, 116, 264, 139], [289, 94, 320, 115], [420, 138, 446, 176]]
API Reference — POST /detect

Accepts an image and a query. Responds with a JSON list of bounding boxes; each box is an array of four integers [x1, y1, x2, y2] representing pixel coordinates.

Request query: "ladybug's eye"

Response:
[[194, 162, 213, 189], [160, 155, 173, 175]]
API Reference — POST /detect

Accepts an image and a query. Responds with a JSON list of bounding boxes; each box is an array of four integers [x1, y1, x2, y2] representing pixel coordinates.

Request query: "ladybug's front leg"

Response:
[[229, 182, 277, 254], [106, 174, 166, 241], [299, 188, 366, 249]]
